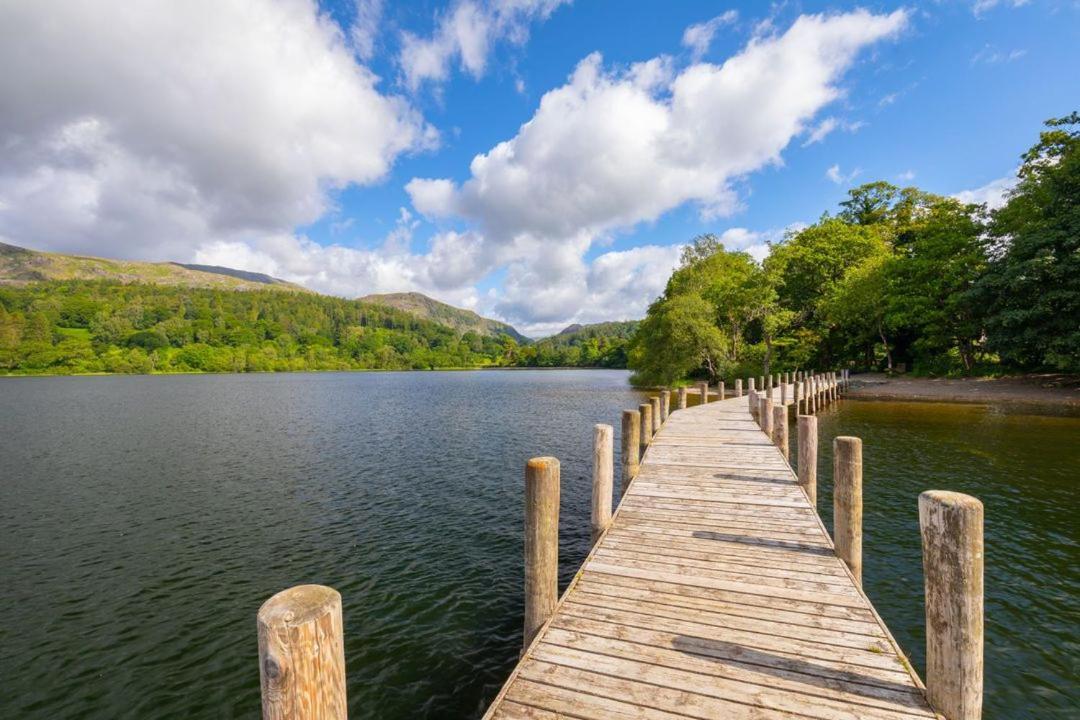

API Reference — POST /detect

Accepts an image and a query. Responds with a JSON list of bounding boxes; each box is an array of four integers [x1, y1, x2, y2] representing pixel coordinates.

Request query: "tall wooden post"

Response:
[[660, 389, 670, 423], [735, 378, 743, 397], [639, 403, 652, 455], [650, 397, 661, 434], [780, 381, 787, 407], [677, 386, 687, 410], [920, 491, 984, 720], [591, 424, 613, 545], [718, 381, 725, 401], [698, 381, 709, 405], [766, 373, 773, 402], [797, 415, 817, 506], [810, 376, 817, 414], [772, 405, 788, 460], [833, 437, 863, 584], [748, 377, 755, 393], [748, 389, 758, 422], [524, 456, 559, 649], [258, 585, 347, 720], [620, 410, 639, 496], [758, 376, 764, 394], [761, 397, 773, 437], [794, 378, 801, 414]]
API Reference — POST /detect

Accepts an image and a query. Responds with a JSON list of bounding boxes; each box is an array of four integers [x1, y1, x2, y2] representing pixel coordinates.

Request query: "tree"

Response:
[[822, 254, 895, 370], [628, 294, 727, 385]]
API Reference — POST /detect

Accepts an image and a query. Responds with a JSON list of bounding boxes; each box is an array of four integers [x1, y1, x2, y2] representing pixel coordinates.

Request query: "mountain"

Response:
[[545, 320, 640, 345], [0, 242, 307, 292], [358, 291, 529, 343]]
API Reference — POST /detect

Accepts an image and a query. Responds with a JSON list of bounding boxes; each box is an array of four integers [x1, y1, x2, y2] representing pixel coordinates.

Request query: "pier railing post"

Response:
[[639, 403, 652, 455], [758, 376, 764, 395], [772, 404, 788, 460], [660, 389, 670, 423], [591, 425, 613, 545], [794, 378, 801, 414], [650, 396, 661, 434], [780, 380, 787, 407], [766, 373, 773, 402], [258, 584, 348, 720], [735, 378, 742, 397], [920, 491, 984, 720], [524, 456, 560, 649], [698, 381, 709, 404], [677, 387, 687, 411], [761, 397, 773, 437], [833, 437, 863, 584], [797, 415, 817, 506], [748, 389, 758, 421], [718, 381, 725, 401], [621, 410, 640, 496]]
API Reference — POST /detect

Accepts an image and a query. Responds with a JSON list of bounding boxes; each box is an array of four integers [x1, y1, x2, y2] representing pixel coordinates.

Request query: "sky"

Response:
[[0, 1, 1077, 336]]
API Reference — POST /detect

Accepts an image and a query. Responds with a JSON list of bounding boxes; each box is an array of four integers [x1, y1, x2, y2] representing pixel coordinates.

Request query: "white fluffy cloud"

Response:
[[681, 11, 739, 61], [0, 0, 433, 260], [399, 0, 570, 90], [954, 173, 1017, 210], [825, 164, 862, 184], [408, 9, 907, 329]]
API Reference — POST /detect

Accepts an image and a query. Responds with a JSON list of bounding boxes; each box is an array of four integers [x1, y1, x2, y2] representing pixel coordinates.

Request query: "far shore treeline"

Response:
[[0, 114, 1075, 379], [629, 113, 1078, 385]]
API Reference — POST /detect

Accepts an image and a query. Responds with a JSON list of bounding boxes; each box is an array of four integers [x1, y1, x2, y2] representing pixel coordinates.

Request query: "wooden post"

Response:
[[758, 376, 764, 394], [797, 415, 817, 506], [748, 389, 758, 422], [794, 378, 801, 414], [766, 373, 773, 402], [772, 404, 788, 460], [524, 456, 559, 649], [748, 377, 755, 393], [833, 437, 863, 584], [660, 389, 670, 422], [810, 376, 817, 414], [780, 381, 787, 407], [258, 585, 347, 720], [639, 403, 652, 454], [591, 424, 613, 545], [920, 491, 984, 720], [650, 396, 661, 434], [718, 381, 725, 401], [620, 410, 639, 496], [761, 397, 773, 437], [735, 378, 742, 397], [698, 381, 709, 405], [677, 386, 687, 410]]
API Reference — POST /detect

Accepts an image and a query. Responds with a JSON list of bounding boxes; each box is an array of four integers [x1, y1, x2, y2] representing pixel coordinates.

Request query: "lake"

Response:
[[0, 371, 1076, 718]]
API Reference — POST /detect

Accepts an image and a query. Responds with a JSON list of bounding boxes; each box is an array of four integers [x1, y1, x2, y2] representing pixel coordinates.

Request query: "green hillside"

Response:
[[0, 242, 307, 292], [510, 321, 639, 367], [359, 292, 529, 343]]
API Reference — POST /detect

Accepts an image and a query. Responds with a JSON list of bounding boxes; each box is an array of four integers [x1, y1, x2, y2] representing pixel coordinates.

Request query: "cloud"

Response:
[[0, 0, 434, 261], [970, 45, 1027, 65], [350, 0, 384, 60], [681, 10, 739, 61], [802, 116, 865, 146], [399, 0, 570, 90], [897, 169, 916, 182], [973, 0, 1030, 17], [954, 172, 1017, 210], [406, 9, 906, 328], [825, 164, 861, 184]]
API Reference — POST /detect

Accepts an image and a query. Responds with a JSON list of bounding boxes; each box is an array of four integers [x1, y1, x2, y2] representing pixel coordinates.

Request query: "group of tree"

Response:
[[503, 321, 637, 368], [629, 113, 1079, 385]]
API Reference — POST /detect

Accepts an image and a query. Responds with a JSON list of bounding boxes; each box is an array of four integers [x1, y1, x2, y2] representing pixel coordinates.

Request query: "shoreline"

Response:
[[846, 372, 1080, 410]]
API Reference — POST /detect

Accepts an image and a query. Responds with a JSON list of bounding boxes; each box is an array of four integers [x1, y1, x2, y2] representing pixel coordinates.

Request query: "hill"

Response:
[[513, 320, 639, 368], [0, 242, 307, 292], [546, 320, 639, 345], [359, 291, 529, 343]]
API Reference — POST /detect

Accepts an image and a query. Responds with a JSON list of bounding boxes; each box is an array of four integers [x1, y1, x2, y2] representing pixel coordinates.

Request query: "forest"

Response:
[[629, 113, 1079, 385]]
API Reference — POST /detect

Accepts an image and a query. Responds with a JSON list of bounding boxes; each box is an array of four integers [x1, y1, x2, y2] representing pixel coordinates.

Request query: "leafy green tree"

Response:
[[629, 293, 727, 385]]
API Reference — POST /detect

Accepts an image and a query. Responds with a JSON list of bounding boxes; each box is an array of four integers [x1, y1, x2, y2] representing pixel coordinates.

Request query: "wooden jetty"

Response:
[[257, 369, 984, 720]]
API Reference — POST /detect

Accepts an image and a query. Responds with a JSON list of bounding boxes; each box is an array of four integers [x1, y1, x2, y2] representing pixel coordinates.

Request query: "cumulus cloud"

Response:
[[954, 172, 1017, 210], [681, 10, 739, 61], [825, 164, 861, 184], [350, 0, 384, 60], [399, 0, 570, 90], [0, 0, 434, 261]]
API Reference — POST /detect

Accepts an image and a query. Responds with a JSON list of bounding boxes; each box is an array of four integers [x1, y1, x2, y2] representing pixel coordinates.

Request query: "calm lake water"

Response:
[[1, 372, 1076, 719]]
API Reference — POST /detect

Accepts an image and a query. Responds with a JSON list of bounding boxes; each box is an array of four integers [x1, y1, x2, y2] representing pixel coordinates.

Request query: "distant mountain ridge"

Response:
[[544, 320, 640, 345], [358, 291, 529, 343], [0, 241, 307, 292]]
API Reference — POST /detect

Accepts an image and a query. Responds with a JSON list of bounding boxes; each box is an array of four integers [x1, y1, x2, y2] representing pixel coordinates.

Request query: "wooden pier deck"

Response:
[[483, 386, 938, 720]]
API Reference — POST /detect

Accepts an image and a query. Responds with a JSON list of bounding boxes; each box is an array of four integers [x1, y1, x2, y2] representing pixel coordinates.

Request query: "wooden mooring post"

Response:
[[920, 491, 984, 720], [718, 381, 725, 401], [735, 378, 742, 397], [660, 389, 670, 423], [590, 424, 613, 545], [258, 585, 347, 720], [620, 410, 639, 496], [766, 373, 773, 401], [697, 381, 709, 404], [833, 437, 863, 584], [797, 415, 817, 506], [650, 396, 661, 434], [523, 457, 559, 649], [760, 397, 773, 437], [677, 386, 687, 410], [772, 404, 788, 460], [638, 403, 652, 455]]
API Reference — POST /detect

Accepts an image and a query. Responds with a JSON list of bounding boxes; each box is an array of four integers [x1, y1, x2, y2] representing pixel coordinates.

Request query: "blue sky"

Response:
[[0, 0, 1077, 335]]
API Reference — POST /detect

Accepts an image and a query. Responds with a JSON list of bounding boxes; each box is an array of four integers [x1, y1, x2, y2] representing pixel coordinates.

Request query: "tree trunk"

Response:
[[878, 324, 893, 371]]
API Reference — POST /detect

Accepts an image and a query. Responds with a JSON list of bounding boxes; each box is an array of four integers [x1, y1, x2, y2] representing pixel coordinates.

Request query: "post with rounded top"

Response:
[[735, 378, 743, 397], [591, 424, 613, 545], [810, 376, 818, 414], [677, 386, 687, 411], [772, 404, 788, 460], [833, 437, 863, 584], [748, 389, 758, 422], [524, 456, 560, 650], [780, 381, 788, 407], [761, 397, 773, 437], [620, 410, 640, 496], [639, 403, 652, 455], [765, 373, 773, 401], [698, 381, 709, 405], [258, 585, 347, 720], [660, 389, 670, 423], [797, 415, 817, 506], [920, 491, 984, 720], [718, 381, 725, 401], [748, 377, 755, 393], [650, 396, 661, 433], [758, 376, 764, 394]]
